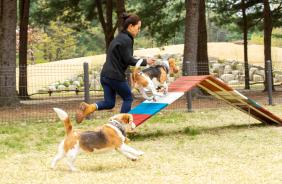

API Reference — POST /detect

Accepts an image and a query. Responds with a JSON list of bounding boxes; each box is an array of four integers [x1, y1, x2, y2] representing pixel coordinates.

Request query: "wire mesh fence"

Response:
[[1, 50, 282, 122]]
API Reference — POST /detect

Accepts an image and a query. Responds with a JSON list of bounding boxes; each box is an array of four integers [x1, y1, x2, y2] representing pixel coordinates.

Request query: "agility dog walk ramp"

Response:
[[129, 75, 282, 127]]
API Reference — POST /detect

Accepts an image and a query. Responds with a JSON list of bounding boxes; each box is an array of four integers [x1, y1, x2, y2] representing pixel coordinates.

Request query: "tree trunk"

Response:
[[116, 0, 126, 32], [183, 0, 200, 76], [242, 0, 250, 89], [0, 0, 19, 106], [105, 0, 114, 49], [263, 0, 274, 91], [96, 0, 118, 50], [19, 0, 30, 99], [197, 0, 209, 75]]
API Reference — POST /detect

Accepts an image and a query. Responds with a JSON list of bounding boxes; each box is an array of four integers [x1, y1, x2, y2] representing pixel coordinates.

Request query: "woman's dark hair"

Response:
[[121, 13, 140, 31]]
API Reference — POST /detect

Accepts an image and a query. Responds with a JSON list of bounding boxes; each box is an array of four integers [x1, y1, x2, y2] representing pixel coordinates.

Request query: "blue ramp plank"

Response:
[[129, 103, 168, 115]]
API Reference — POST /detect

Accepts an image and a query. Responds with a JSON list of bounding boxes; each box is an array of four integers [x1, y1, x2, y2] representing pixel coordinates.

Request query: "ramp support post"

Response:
[[83, 62, 90, 104], [266, 60, 273, 105], [186, 91, 193, 112]]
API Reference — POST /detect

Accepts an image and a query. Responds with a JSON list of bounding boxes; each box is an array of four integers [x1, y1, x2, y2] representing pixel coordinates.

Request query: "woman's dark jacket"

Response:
[[100, 30, 147, 81]]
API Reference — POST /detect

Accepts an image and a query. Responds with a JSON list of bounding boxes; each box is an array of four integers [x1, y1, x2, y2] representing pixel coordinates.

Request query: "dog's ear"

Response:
[[110, 114, 134, 124], [122, 114, 133, 124], [168, 58, 176, 66], [123, 114, 136, 129], [168, 57, 179, 73], [128, 114, 133, 124]]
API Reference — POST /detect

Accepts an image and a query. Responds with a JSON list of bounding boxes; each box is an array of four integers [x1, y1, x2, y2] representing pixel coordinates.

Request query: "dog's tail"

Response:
[[132, 59, 144, 84], [135, 59, 144, 69], [53, 108, 72, 135]]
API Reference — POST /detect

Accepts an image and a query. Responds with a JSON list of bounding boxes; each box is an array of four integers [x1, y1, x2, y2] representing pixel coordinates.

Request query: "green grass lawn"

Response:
[[1, 106, 282, 184]]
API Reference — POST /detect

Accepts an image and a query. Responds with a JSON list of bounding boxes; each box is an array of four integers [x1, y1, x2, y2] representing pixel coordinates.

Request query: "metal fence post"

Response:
[[266, 60, 273, 105], [187, 91, 193, 112], [184, 60, 193, 112], [83, 62, 90, 104]]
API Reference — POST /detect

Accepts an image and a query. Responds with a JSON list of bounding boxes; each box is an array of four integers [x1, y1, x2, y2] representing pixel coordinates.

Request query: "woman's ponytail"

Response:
[[121, 13, 140, 31]]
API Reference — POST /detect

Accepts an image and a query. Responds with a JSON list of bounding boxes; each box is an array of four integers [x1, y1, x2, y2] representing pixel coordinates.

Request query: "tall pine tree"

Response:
[[0, 0, 19, 106]]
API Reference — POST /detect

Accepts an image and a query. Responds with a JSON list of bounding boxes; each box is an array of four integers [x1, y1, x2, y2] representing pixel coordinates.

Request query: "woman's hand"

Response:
[[147, 58, 155, 65]]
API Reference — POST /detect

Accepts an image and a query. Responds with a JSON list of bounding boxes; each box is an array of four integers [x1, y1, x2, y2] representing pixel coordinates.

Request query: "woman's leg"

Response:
[[114, 81, 133, 113], [83, 77, 132, 113], [77, 76, 132, 123], [95, 77, 116, 110], [76, 77, 117, 123]]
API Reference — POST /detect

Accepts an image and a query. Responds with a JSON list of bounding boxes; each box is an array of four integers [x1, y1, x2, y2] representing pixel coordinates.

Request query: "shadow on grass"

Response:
[[81, 162, 137, 172], [129, 123, 271, 141]]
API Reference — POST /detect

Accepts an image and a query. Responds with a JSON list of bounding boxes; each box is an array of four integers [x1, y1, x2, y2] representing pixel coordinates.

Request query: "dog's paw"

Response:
[[50, 161, 56, 170], [136, 151, 144, 156], [127, 129, 137, 135], [130, 157, 138, 161], [145, 97, 154, 101], [69, 167, 78, 172], [159, 92, 166, 96], [125, 137, 131, 144], [130, 122, 136, 129]]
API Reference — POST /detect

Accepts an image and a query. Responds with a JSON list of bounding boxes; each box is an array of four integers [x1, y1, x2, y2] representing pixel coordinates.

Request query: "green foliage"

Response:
[[251, 32, 263, 45], [30, 0, 92, 29], [209, 0, 282, 34], [250, 28, 282, 47], [225, 31, 243, 41], [77, 27, 105, 56], [28, 23, 105, 63], [131, 0, 185, 44], [32, 22, 77, 62], [134, 36, 154, 49], [209, 0, 262, 31], [25, 0, 281, 63]]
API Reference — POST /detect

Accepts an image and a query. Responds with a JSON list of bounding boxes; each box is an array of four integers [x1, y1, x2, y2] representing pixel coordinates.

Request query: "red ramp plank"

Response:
[[132, 114, 151, 126], [168, 75, 209, 92]]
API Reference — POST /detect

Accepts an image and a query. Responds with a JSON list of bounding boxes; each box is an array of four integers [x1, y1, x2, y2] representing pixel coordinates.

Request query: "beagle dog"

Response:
[[51, 108, 143, 171], [132, 57, 179, 101]]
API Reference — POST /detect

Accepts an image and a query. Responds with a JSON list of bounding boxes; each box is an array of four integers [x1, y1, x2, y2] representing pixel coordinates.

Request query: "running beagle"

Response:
[[132, 57, 179, 101], [51, 108, 143, 171]]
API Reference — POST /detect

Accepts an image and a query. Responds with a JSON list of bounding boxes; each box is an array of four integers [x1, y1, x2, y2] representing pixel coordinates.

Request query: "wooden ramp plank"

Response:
[[129, 103, 168, 115], [129, 75, 282, 127], [199, 76, 282, 125], [131, 114, 151, 126], [168, 75, 209, 92], [143, 92, 184, 104]]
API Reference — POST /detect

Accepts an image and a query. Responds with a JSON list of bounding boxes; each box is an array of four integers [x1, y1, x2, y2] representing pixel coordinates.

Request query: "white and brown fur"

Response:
[[132, 57, 179, 101], [51, 108, 143, 171]]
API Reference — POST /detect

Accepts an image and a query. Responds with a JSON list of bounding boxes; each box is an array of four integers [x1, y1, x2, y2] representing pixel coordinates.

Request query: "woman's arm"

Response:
[[118, 40, 147, 66]]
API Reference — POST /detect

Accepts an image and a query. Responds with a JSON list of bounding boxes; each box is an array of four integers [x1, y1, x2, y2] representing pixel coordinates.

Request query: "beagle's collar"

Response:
[[108, 119, 126, 136], [155, 60, 169, 74], [161, 60, 169, 73], [161, 64, 169, 74]]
